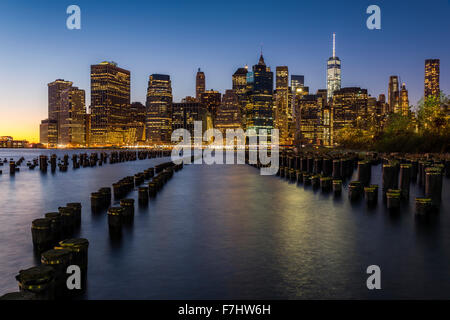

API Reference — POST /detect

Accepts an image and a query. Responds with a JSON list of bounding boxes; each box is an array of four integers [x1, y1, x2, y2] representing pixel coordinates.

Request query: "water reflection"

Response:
[[0, 149, 449, 299]]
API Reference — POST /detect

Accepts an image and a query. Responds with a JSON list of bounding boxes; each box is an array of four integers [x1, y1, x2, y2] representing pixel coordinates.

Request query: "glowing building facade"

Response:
[[424, 59, 440, 99], [245, 54, 274, 136], [59, 87, 86, 146], [388, 76, 400, 114], [331, 87, 368, 142], [399, 83, 409, 116], [327, 33, 341, 101], [90, 61, 131, 146], [196, 68, 206, 101], [146, 74, 173, 144], [215, 89, 242, 134]]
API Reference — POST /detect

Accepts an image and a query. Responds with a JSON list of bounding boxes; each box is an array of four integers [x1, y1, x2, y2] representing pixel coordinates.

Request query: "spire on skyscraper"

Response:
[[332, 33, 336, 58], [258, 43, 266, 66]]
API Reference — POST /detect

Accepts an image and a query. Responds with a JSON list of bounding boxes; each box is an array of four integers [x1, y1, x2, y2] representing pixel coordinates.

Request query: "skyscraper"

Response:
[[424, 59, 440, 99], [199, 90, 222, 122], [399, 83, 409, 116], [146, 74, 173, 144], [232, 67, 249, 128], [59, 87, 86, 146], [275, 66, 292, 144], [276, 66, 289, 90], [215, 90, 242, 134], [388, 76, 400, 114], [90, 61, 131, 146], [47, 79, 73, 143], [245, 53, 274, 135], [130, 102, 146, 142], [196, 68, 206, 101], [39, 119, 58, 147], [172, 101, 212, 142], [327, 33, 341, 101], [332, 87, 368, 143], [291, 75, 304, 95]]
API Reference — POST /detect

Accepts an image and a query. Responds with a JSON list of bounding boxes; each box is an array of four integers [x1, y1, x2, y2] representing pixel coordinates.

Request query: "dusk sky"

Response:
[[0, 0, 449, 142]]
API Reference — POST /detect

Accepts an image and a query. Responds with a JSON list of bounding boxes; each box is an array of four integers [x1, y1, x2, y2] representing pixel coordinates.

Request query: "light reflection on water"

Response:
[[0, 149, 449, 299]]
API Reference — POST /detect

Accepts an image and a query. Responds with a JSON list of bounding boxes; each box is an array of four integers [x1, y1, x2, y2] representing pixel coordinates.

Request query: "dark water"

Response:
[[0, 149, 449, 299]]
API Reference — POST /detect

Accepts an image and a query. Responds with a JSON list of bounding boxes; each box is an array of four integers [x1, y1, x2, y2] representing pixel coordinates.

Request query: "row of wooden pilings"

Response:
[[380, 155, 446, 214], [1, 150, 172, 175], [104, 161, 184, 236], [0, 156, 25, 175], [0, 202, 89, 300], [246, 150, 447, 215], [1, 152, 181, 300]]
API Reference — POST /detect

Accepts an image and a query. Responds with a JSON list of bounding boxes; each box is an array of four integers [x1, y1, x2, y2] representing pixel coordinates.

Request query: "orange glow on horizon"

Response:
[[0, 119, 40, 143]]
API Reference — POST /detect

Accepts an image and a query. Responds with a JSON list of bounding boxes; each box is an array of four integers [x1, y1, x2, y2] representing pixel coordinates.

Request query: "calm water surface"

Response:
[[0, 149, 449, 299]]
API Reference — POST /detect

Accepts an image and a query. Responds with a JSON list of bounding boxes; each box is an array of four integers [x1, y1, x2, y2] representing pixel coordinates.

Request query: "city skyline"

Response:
[[1, 0, 449, 142]]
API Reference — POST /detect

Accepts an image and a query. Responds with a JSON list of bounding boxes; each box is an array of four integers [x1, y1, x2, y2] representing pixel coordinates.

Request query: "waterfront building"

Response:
[[245, 53, 274, 137], [232, 67, 249, 129], [146, 74, 173, 144], [326, 33, 341, 101], [85, 114, 91, 147], [388, 76, 400, 114], [196, 68, 206, 101], [172, 101, 212, 142], [48, 79, 73, 142], [130, 102, 146, 143], [199, 90, 222, 122], [59, 87, 86, 146], [0, 136, 28, 148], [331, 87, 368, 138], [90, 61, 131, 146], [399, 83, 410, 116], [274, 66, 293, 145], [39, 119, 58, 147], [295, 94, 324, 145], [425, 59, 440, 99], [215, 90, 242, 134]]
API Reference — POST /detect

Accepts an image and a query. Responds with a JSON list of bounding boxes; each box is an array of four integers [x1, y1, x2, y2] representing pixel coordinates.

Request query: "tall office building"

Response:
[[296, 94, 323, 145], [232, 67, 248, 95], [39, 119, 58, 147], [276, 66, 289, 90], [172, 101, 212, 142], [275, 66, 292, 144], [424, 59, 440, 99], [399, 83, 409, 116], [388, 76, 400, 114], [59, 87, 86, 146], [90, 61, 131, 146], [215, 90, 242, 134], [327, 33, 341, 101], [130, 102, 146, 142], [146, 74, 173, 144], [47, 79, 73, 143], [291, 75, 304, 95], [332, 87, 368, 143], [199, 90, 222, 121], [232, 67, 249, 128], [196, 68, 206, 101], [245, 53, 274, 135]]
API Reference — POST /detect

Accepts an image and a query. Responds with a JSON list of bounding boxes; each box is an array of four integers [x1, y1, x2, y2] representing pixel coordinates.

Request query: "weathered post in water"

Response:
[[15, 266, 55, 300], [41, 249, 72, 298]]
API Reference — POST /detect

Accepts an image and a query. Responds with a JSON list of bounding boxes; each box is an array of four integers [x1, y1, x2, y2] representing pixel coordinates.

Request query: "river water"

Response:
[[0, 149, 449, 299]]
